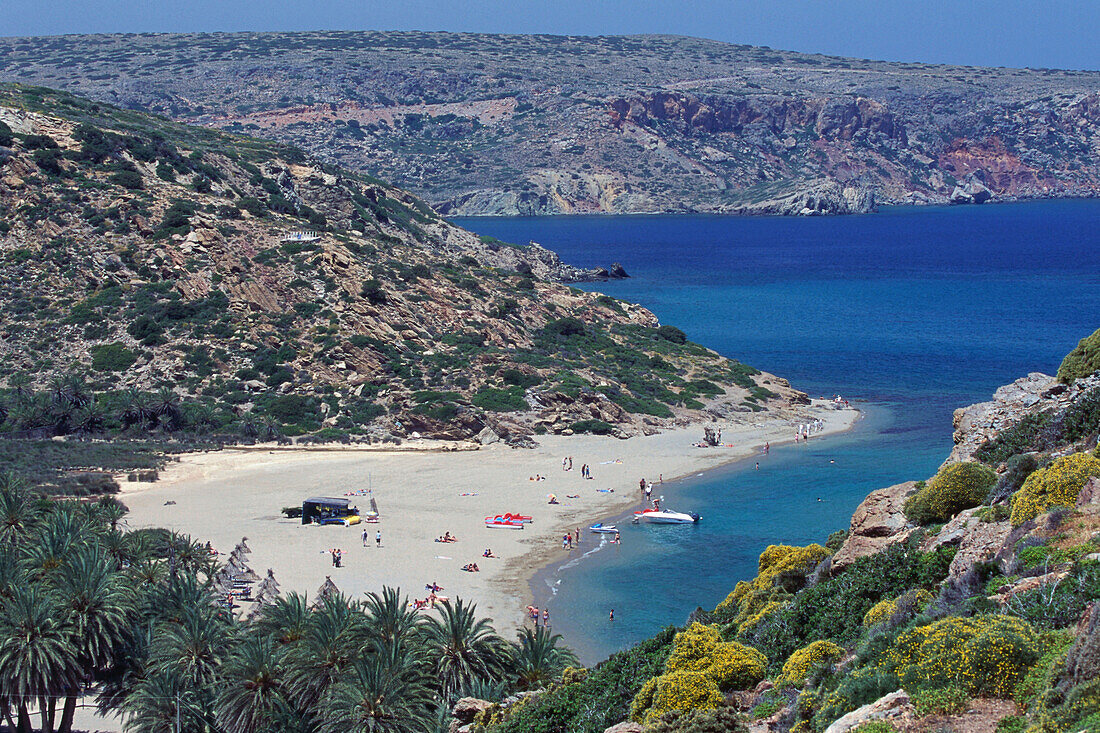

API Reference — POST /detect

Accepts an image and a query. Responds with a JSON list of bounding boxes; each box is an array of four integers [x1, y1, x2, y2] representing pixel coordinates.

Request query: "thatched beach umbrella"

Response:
[[255, 569, 279, 599], [316, 576, 338, 603], [235, 537, 252, 555]]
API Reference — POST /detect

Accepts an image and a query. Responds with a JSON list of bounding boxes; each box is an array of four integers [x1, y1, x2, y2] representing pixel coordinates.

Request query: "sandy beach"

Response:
[[119, 400, 859, 630]]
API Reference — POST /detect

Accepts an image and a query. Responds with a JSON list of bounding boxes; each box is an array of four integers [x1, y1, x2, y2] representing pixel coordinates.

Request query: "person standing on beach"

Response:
[[362, 528, 368, 547], [639, 478, 646, 494], [568, 456, 573, 471], [375, 530, 382, 548], [543, 609, 550, 627], [562, 457, 568, 471], [609, 609, 615, 621]]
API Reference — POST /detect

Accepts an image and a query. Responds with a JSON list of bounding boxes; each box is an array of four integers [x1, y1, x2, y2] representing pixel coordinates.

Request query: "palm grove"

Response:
[[0, 476, 577, 733]]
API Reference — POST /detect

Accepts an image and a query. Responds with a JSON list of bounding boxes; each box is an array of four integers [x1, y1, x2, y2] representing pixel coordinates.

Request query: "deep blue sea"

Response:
[[453, 200, 1100, 663]]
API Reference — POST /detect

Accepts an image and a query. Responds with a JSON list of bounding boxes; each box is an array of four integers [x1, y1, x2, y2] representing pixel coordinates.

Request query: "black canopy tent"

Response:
[[301, 497, 355, 525]]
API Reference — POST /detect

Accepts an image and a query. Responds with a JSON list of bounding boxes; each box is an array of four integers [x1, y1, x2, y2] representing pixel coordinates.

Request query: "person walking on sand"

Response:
[[568, 456, 573, 471], [639, 478, 646, 494], [375, 530, 382, 548], [645, 483, 652, 502], [562, 457, 568, 471], [362, 528, 368, 547]]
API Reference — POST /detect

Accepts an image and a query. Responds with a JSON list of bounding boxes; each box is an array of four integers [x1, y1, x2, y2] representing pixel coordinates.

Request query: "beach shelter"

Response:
[[234, 538, 252, 556], [255, 569, 280, 600], [301, 497, 353, 524], [316, 576, 339, 603]]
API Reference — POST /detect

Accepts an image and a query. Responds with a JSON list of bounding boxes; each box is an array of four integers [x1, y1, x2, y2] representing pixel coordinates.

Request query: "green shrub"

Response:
[[911, 686, 969, 717], [904, 462, 997, 525], [645, 705, 748, 733], [569, 419, 614, 435], [471, 387, 526, 412], [1058, 328, 1100, 383], [851, 722, 896, 733], [0, 120, 12, 147], [655, 325, 688, 344], [261, 394, 319, 426], [1065, 387, 1100, 442], [491, 627, 675, 733], [360, 279, 386, 304], [33, 148, 64, 175], [544, 317, 586, 337], [90, 343, 137, 372], [974, 412, 1053, 465], [501, 368, 541, 389], [110, 169, 143, 189]]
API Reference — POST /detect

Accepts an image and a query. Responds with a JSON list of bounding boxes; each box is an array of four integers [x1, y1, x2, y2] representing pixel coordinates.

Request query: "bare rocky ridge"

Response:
[[0, 85, 808, 445], [0, 32, 1098, 216]]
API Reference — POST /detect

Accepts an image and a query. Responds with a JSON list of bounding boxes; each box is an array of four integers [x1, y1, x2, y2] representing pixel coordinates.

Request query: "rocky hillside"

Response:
[[0, 84, 808, 465], [461, 340, 1100, 733], [1, 32, 1098, 215]]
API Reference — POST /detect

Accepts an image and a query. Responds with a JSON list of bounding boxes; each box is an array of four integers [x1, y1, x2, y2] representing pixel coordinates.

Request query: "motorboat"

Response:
[[485, 515, 526, 529], [589, 523, 618, 533], [632, 507, 700, 524]]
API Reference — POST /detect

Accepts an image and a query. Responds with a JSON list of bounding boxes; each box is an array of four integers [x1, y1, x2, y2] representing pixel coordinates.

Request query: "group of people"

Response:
[[527, 605, 550, 627], [794, 419, 824, 442], [461, 562, 480, 572], [482, 548, 496, 558], [329, 548, 343, 567], [360, 529, 382, 547], [435, 532, 457, 543]]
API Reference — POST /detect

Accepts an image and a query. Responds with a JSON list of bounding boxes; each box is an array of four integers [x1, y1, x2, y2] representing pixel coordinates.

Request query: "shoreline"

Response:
[[116, 400, 859, 637], [522, 404, 865, 632]]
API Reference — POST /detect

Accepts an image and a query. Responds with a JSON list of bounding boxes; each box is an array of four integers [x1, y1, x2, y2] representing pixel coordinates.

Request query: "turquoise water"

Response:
[[453, 200, 1100, 663]]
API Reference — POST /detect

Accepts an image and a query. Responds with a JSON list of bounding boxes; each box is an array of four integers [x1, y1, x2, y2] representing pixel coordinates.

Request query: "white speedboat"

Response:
[[632, 507, 700, 524]]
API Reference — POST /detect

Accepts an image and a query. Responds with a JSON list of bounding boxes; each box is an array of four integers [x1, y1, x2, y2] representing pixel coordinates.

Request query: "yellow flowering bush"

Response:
[[632, 623, 767, 724], [714, 544, 829, 631], [1010, 452, 1100, 526], [862, 589, 933, 626], [881, 615, 1043, 697], [777, 640, 844, 688], [665, 622, 767, 690], [630, 670, 723, 726], [904, 462, 997, 524]]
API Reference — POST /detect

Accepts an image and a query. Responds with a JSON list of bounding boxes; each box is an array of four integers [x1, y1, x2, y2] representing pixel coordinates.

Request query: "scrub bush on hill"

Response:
[[973, 412, 1054, 466], [739, 544, 955, 671], [880, 615, 1045, 697], [631, 671, 723, 727], [777, 640, 844, 689], [904, 462, 997, 525], [1010, 452, 1100, 526], [490, 627, 675, 733], [1058, 327, 1100, 383], [713, 543, 830, 633]]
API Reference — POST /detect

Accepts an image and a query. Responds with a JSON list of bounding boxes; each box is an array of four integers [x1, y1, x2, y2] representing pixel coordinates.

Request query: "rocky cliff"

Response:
[[0, 32, 1098, 216]]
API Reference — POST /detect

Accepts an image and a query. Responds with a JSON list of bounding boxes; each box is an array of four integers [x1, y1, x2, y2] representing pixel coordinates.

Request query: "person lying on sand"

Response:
[[483, 549, 496, 558], [548, 496, 559, 504], [566, 494, 580, 498], [426, 582, 443, 593], [461, 563, 480, 572]]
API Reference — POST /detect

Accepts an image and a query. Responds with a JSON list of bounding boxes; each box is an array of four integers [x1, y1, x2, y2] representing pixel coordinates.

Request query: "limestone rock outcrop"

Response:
[[823, 690, 912, 733], [831, 482, 917, 569]]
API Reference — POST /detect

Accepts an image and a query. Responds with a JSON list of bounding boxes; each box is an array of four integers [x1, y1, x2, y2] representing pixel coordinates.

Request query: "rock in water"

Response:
[[950, 173, 994, 204]]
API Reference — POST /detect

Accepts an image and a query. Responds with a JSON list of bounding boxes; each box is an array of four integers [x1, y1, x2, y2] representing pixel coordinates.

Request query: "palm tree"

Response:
[[51, 547, 134, 733], [510, 626, 578, 691], [120, 390, 155, 431], [22, 508, 87, 581], [282, 594, 369, 714], [152, 388, 182, 431], [255, 592, 311, 646], [94, 497, 128, 533], [319, 640, 435, 733], [73, 401, 106, 435], [0, 586, 80, 733], [423, 599, 508, 702], [214, 636, 286, 733], [0, 474, 39, 547], [362, 586, 422, 649], [122, 668, 208, 733]]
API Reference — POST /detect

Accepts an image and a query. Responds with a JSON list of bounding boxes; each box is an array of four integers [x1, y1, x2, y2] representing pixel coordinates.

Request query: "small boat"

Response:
[[485, 515, 525, 529], [589, 523, 618, 533], [501, 513, 533, 523], [365, 496, 380, 524], [632, 508, 700, 524]]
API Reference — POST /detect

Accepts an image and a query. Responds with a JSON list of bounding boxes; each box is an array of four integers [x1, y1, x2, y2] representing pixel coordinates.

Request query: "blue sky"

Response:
[[1, 0, 1097, 71]]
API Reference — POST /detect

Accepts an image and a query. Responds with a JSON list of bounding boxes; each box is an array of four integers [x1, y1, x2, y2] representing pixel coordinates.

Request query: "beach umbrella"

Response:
[[316, 576, 339, 603], [255, 569, 280, 598], [235, 537, 252, 555]]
